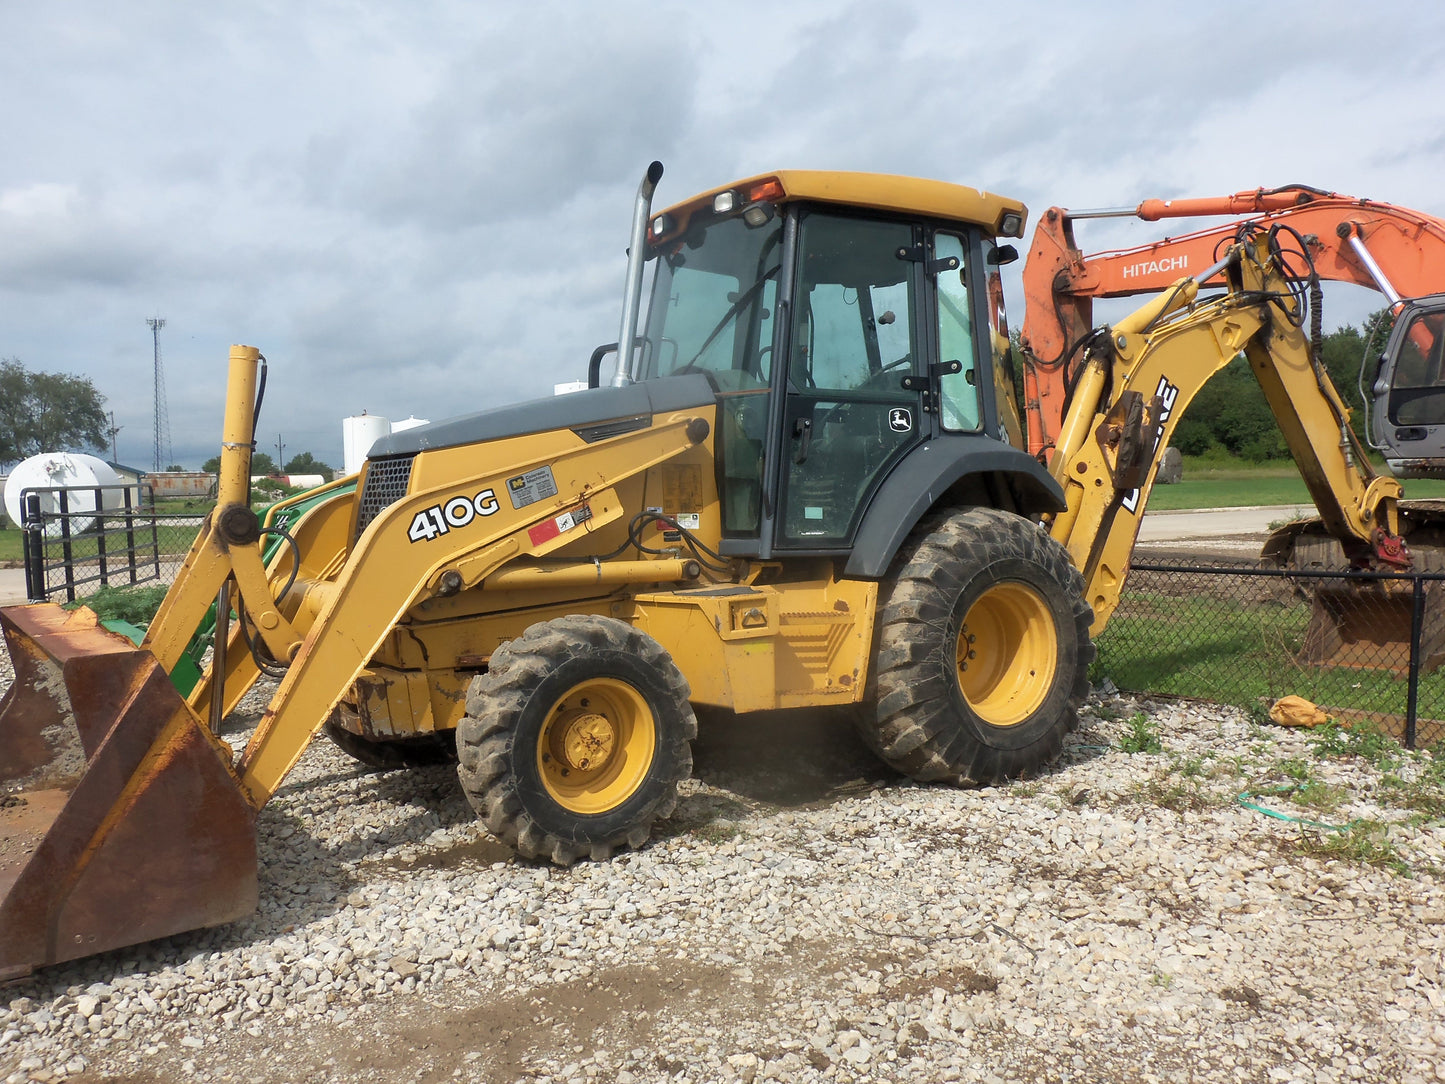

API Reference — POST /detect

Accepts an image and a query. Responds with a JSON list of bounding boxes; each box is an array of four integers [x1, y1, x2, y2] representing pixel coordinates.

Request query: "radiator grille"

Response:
[[355, 455, 415, 539]]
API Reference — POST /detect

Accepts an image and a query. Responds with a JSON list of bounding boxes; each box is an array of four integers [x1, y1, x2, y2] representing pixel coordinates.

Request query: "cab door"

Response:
[[777, 212, 925, 546], [1372, 297, 1445, 476]]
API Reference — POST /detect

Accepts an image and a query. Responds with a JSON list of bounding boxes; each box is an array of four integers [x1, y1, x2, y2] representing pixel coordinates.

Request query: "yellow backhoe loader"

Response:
[[0, 164, 1092, 978]]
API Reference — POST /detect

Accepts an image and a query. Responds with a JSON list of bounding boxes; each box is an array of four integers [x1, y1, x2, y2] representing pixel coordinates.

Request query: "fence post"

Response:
[[147, 485, 161, 581], [1404, 573, 1425, 751], [124, 485, 139, 585], [22, 491, 46, 602], [58, 489, 76, 603], [94, 486, 109, 589]]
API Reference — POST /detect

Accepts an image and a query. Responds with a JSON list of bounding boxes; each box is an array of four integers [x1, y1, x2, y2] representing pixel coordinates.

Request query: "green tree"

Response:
[[284, 451, 333, 476], [1161, 315, 1393, 462], [201, 451, 276, 475], [0, 358, 108, 464]]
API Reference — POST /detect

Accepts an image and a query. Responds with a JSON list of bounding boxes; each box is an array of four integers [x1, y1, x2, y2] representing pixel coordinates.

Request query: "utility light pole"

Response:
[[276, 435, 285, 475], [147, 317, 172, 472]]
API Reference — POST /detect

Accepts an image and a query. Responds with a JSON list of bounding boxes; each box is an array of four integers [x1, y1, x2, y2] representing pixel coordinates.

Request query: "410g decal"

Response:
[[408, 490, 500, 542]]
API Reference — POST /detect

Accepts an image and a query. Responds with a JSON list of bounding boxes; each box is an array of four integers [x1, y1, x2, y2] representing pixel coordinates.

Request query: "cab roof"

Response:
[[653, 169, 1028, 238]]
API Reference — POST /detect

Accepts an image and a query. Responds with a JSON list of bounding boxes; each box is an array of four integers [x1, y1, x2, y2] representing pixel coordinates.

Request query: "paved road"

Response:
[[1135, 503, 1309, 542], [0, 505, 1308, 609], [0, 566, 27, 606]]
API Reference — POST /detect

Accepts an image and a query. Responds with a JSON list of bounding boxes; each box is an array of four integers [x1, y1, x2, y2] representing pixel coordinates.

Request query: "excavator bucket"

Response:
[[1298, 580, 1445, 674], [0, 603, 257, 981]]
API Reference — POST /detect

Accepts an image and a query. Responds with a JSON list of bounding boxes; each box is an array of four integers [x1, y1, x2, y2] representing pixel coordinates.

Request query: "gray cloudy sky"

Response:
[[4, 2, 1444, 470]]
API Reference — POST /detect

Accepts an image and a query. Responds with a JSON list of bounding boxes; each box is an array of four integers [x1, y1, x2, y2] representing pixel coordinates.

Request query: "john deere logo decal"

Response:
[[889, 408, 913, 433]]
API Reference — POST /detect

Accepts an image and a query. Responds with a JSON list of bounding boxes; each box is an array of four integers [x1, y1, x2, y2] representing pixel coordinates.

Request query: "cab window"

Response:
[[935, 232, 980, 432]]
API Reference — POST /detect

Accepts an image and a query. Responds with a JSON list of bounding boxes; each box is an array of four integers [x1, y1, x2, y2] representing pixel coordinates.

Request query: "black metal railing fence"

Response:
[[20, 484, 202, 603], [1094, 560, 1445, 749]]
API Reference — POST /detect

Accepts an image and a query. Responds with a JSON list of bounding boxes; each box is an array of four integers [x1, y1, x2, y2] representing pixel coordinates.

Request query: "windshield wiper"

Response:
[[680, 266, 779, 369]]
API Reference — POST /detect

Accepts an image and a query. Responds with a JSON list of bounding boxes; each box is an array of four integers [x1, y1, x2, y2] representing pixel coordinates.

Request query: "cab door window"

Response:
[[781, 213, 922, 544], [935, 231, 981, 432]]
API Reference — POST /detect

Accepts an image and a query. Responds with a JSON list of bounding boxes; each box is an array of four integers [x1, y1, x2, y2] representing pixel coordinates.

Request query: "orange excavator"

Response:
[[1019, 185, 1445, 478]]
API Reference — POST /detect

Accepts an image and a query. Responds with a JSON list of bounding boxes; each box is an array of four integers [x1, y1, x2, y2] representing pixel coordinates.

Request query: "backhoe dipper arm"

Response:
[[1021, 187, 1445, 460], [1047, 237, 1404, 634]]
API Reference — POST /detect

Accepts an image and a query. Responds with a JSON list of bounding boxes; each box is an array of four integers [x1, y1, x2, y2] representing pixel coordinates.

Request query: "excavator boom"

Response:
[[1021, 185, 1445, 466]]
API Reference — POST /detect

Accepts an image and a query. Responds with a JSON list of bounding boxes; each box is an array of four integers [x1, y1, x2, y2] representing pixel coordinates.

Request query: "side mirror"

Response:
[[987, 244, 1019, 267]]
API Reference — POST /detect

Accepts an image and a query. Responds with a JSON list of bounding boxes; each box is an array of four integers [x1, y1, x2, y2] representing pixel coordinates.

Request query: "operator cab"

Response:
[[1371, 294, 1445, 478], [635, 170, 1030, 558]]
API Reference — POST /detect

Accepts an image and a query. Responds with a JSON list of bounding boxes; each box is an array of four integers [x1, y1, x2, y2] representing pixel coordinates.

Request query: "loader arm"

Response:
[[1047, 235, 1403, 634], [234, 409, 713, 805], [1021, 186, 1445, 461]]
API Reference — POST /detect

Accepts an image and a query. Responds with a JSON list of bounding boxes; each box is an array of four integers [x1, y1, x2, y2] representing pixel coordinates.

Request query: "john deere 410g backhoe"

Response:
[[3, 163, 1443, 979], [0, 164, 1091, 977]]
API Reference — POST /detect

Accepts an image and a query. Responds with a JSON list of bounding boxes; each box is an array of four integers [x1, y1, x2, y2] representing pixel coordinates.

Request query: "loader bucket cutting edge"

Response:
[[0, 604, 258, 980]]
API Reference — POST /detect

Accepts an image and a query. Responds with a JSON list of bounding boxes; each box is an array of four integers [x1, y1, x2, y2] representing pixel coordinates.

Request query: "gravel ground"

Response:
[[1, 647, 1443, 1083]]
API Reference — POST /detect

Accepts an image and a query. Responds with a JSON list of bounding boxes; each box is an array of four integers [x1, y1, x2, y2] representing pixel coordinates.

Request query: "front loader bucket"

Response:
[[1298, 579, 1445, 674], [0, 604, 257, 981]]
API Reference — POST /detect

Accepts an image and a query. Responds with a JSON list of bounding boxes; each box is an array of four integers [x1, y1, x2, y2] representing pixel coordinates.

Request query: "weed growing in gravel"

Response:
[[1308, 720, 1401, 770], [691, 822, 742, 845], [1151, 971, 1173, 989], [63, 583, 169, 627], [1298, 821, 1411, 876], [1307, 721, 1444, 824], [1278, 757, 1313, 783], [1118, 712, 1162, 755], [1379, 755, 1445, 821], [1140, 777, 1214, 813]]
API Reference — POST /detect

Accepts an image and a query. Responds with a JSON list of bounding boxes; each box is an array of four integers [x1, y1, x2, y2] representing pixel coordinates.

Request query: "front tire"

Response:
[[866, 507, 1094, 784], [456, 615, 696, 865]]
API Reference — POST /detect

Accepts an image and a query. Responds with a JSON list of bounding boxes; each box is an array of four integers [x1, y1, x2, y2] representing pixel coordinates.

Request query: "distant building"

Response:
[[143, 470, 213, 499]]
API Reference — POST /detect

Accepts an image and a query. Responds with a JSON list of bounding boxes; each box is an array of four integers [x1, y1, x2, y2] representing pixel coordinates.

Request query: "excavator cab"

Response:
[[1371, 295, 1445, 478]]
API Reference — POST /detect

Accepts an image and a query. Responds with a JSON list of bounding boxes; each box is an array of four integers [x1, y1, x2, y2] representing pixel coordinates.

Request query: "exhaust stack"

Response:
[[612, 161, 665, 388]]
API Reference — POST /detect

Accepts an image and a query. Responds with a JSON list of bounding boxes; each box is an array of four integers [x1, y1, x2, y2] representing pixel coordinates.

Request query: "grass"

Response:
[[1149, 458, 1445, 512], [1092, 589, 1445, 724]]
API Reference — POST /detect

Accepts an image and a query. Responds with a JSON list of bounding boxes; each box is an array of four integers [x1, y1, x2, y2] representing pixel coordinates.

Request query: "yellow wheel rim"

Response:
[[536, 678, 656, 814], [956, 581, 1057, 728]]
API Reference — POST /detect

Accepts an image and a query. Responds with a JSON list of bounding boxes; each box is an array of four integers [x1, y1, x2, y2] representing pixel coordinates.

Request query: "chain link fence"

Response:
[[1094, 560, 1445, 749], [19, 484, 202, 603]]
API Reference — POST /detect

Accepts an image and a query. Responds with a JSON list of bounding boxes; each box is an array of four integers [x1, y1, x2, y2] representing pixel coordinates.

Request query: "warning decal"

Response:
[[527, 504, 592, 547]]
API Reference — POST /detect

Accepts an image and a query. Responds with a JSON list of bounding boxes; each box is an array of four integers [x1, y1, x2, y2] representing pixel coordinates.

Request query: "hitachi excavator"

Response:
[[0, 167, 1440, 981]]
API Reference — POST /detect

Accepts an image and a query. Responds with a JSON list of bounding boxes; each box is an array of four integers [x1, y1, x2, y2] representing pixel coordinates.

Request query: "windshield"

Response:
[[641, 214, 783, 390]]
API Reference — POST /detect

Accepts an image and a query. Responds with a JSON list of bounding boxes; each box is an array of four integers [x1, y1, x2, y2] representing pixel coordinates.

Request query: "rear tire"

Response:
[[865, 507, 1094, 784], [456, 615, 696, 865]]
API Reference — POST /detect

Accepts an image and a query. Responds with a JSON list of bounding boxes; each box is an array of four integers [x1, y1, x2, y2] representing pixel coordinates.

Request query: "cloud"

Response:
[[2, 1, 1444, 468]]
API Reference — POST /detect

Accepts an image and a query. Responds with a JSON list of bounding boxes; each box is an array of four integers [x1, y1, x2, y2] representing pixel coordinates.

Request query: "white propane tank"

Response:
[[283, 474, 326, 490], [342, 414, 391, 474], [3, 453, 124, 536]]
